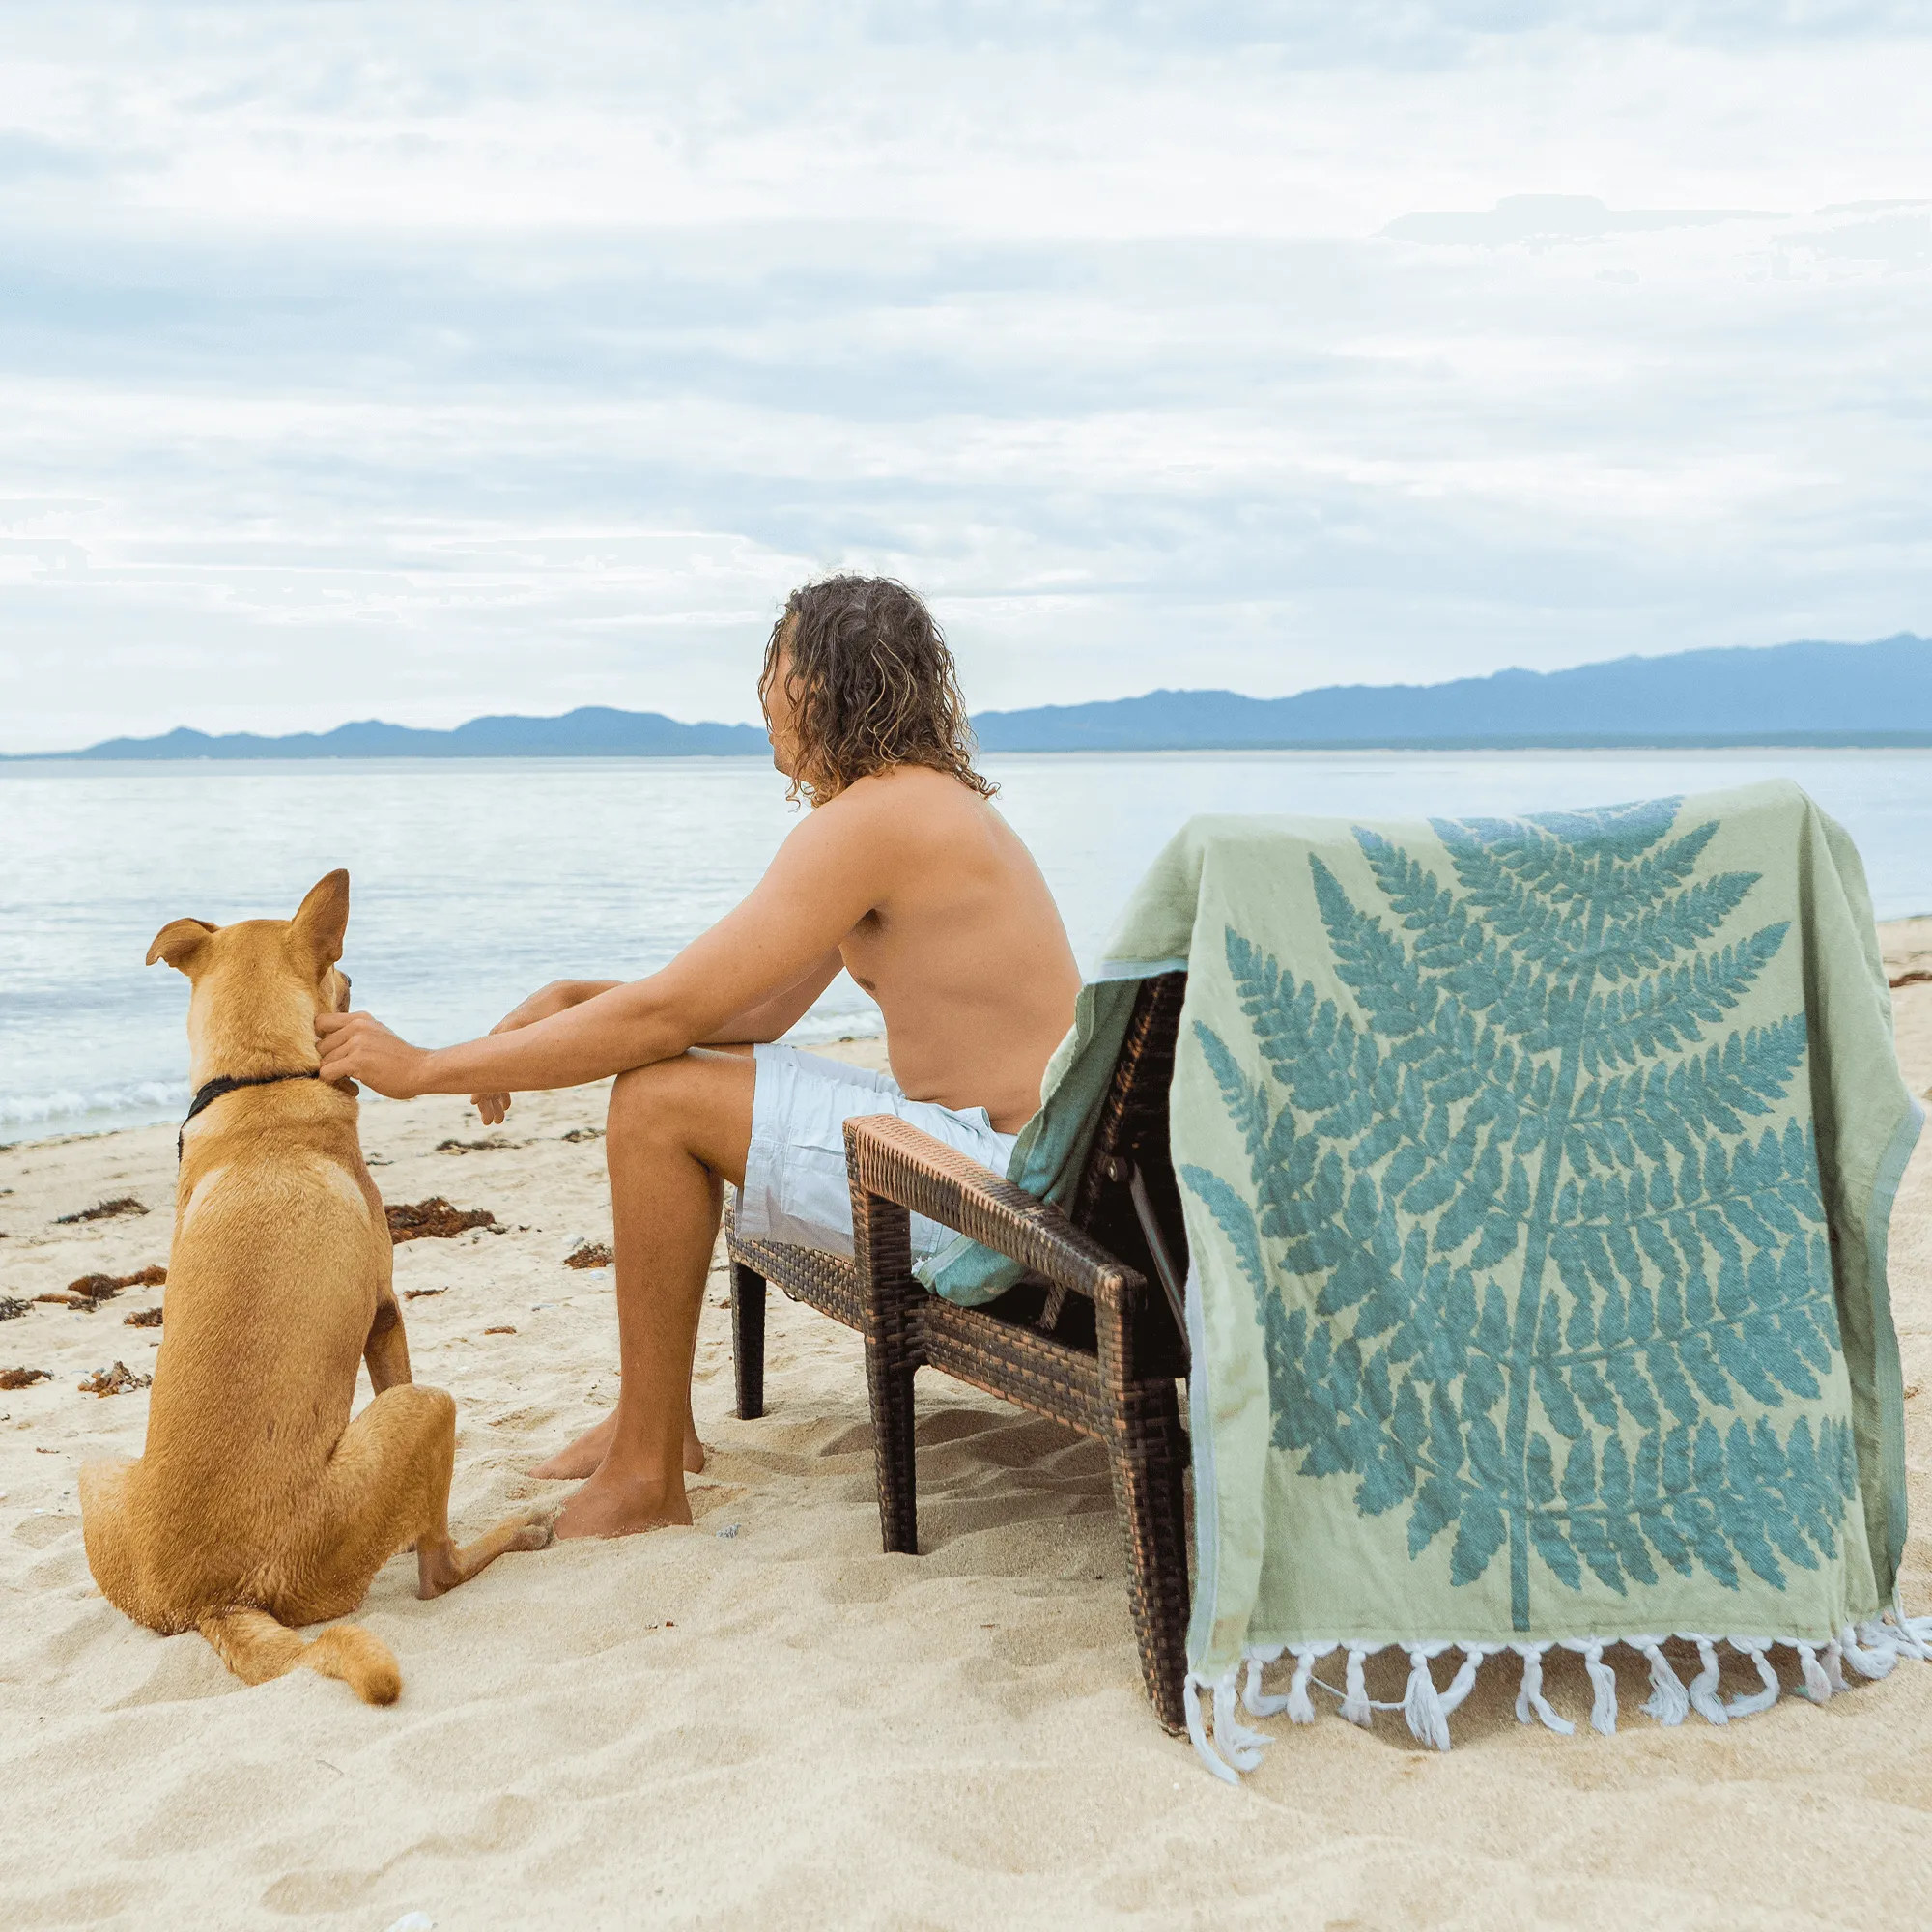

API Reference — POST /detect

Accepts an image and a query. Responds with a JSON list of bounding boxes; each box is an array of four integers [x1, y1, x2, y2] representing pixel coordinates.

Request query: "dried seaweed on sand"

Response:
[[384, 1198, 499, 1243], [124, 1306, 163, 1327], [564, 1241, 613, 1269], [79, 1360, 153, 1397], [42, 1264, 168, 1311], [0, 1366, 52, 1390], [54, 1196, 148, 1224], [0, 1296, 31, 1323]]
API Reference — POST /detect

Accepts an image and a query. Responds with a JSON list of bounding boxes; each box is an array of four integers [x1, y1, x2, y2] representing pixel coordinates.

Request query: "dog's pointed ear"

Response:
[[290, 869, 350, 970], [147, 918, 216, 971]]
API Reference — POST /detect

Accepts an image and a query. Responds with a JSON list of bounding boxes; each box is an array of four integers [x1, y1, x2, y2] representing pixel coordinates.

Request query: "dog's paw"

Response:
[[511, 1509, 559, 1553]]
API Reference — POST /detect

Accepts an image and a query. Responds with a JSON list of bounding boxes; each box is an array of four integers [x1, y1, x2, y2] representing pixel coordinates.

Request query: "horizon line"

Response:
[[7, 628, 1929, 761]]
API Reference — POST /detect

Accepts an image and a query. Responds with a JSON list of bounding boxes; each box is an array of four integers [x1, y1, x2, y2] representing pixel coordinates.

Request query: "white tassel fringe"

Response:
[[1191, 1618, 1932, 1779], [1514, 1643, 1576, 1735], [1795, 1642, 1833, 1706], [1402, 1644, 1452, 1753], [1242, 1645, 1290, 1718], [1851, 1620, 1902, 1674], [1283, 1643, 1331, 1724], [1687, 1637, 1729, 1723], [1560, 1637, 1619, 1735], [1886, 1588, 1932, 1660], [1183, 1673, 1239, 1785], [1213, 1676, 1270, 1772], [1438, 1644, 1489, 1716], [1339, 1645, 1374, 1728], [1634, 1637, 1689, 1725], [1727, 1639, 1782, 1719]]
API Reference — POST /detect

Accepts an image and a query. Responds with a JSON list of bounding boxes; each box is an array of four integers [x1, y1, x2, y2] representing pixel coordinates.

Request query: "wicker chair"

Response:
[[725, 973, 1194, 1731]]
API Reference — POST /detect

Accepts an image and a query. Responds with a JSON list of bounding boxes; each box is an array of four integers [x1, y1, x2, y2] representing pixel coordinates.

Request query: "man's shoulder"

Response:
[[774, 767, 974, 882], [822, 765, 988, 830]]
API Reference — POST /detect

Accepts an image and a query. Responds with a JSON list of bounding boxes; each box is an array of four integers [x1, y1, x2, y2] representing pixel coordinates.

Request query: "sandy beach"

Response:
[[4, 969, 1931, 1930]]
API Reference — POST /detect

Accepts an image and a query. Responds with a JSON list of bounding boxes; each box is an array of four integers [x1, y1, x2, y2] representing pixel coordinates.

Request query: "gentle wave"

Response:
[[785, 1010, 886, 1048], [0, 1080, 185, 1132]]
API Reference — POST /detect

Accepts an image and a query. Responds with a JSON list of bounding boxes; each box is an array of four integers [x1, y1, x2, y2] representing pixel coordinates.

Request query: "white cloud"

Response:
[[1, 4, 1929, 749]]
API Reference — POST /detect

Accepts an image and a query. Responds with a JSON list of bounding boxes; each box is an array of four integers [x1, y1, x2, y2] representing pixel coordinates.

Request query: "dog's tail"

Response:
[[197, 1607, 402, 1705]]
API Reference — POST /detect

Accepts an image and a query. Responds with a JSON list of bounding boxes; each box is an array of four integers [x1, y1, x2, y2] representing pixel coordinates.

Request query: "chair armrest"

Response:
[[843, 1114, 1140, 1311]]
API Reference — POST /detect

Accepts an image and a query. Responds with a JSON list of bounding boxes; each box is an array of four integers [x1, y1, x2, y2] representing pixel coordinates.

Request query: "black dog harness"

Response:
[[177, 1069, 322, 1162]]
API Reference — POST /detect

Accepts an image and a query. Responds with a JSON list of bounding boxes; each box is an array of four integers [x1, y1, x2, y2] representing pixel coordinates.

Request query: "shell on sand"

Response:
[[2, 1029, 1929, 1927]]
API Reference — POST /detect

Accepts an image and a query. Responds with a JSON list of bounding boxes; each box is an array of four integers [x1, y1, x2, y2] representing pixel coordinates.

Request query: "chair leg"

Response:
[[1106, 1378, 1192, 1737], [850, 1175, 923, 1556], [866, 1347, 920, 1555], [730, 1264, 766, 1421]]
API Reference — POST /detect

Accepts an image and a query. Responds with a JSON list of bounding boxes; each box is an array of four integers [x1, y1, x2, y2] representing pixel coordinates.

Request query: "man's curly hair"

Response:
[[761, 575, 995, 805]]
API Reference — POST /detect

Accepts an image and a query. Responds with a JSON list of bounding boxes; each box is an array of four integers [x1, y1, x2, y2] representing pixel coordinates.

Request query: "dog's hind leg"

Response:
[[292, 1383, 550, 1626], [401, 1385, 555, 1597], [197, 1606, 401, 1705], [78, 1457, 146, 1624], [363, 1289, 412, 1393], [416, 1505, 555, 1597]]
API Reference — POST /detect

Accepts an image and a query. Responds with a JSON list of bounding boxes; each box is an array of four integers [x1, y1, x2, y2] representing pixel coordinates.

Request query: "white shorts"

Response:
[[733, 1044, 1022, 1262]]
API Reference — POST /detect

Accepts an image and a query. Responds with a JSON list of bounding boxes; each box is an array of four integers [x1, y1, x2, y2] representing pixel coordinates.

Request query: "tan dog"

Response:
[[79, 870, 550, 1703]]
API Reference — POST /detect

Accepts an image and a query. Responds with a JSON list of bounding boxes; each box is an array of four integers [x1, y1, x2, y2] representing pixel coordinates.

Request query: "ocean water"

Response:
[[5, 748, 1930, 1141]]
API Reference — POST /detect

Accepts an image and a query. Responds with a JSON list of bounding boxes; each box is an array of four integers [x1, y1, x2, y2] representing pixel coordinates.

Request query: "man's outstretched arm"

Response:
[[316, 798, 888, 1098], [477, 949, 841, 1048], [696, 950, 845, 1045], [454, 951, 844, 1123]]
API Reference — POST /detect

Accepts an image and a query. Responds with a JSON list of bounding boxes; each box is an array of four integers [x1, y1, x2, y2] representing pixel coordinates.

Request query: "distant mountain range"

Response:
[[34, 709, 768, 760], [14, 633, 1932, 759], [973, 634, 1932, 750]]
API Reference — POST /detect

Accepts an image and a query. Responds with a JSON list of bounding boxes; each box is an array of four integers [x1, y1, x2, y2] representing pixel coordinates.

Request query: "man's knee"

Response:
[[607, 1058, 693, 1149]]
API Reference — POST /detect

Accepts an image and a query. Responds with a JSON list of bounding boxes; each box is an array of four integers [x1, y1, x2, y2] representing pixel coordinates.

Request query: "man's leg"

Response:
[[548, 1047, 755, 1541], [533, 1326, 706, 1477], [531, 1333, 706, 1476]]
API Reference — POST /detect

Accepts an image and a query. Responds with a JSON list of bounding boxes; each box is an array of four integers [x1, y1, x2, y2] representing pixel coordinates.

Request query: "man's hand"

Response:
[[316, 1009, 432, 1099], [464, 980, 600, 1124], [488, 980, 585, 1035]]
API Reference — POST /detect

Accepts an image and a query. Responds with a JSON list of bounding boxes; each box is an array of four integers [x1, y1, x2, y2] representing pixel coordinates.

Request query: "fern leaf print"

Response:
[[1183, 799, 1853, 1631]]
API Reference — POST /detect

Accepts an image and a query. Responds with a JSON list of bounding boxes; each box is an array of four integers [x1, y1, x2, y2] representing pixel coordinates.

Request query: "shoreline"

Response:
[[0, 1028, 892, 1154], [10, 914, 1932, 1150]]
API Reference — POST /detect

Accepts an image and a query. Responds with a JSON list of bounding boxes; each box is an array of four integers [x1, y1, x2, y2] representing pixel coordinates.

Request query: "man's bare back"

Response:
[[817, 768, 1078, 1130]]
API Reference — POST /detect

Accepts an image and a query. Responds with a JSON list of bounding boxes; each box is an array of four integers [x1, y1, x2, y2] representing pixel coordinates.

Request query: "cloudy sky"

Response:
[[2, 3, 1928, 752]]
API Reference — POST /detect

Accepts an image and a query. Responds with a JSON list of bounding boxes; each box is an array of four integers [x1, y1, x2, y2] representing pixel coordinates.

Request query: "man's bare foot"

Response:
[[553, 1465, 694, 1540], [532, 1410, 617, 1480], [532, 1408, 705, 1479]]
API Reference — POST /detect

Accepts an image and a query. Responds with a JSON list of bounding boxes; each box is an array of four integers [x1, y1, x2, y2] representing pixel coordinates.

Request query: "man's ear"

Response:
[[290, 869, 350, 970], [146, 918, 216, 972]]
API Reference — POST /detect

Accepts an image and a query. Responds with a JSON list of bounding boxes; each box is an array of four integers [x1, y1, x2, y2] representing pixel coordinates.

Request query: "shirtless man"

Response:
[[316, 575, 1082, 1539]]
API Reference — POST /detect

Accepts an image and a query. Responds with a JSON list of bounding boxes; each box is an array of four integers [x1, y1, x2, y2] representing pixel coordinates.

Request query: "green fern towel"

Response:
[[1094, 782, 1922, 1769]]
